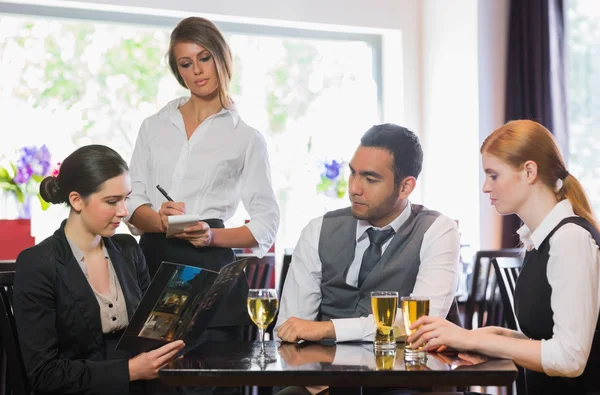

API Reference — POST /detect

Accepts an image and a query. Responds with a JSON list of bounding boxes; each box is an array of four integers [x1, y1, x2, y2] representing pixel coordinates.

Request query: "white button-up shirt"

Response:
[[517, 199, 600, 377], [275, 202, 461, 342], [126, 97, 280, 257]]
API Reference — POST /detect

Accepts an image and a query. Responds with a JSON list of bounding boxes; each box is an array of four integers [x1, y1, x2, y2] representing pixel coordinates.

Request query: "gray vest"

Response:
[[317, 204, 440, 321]]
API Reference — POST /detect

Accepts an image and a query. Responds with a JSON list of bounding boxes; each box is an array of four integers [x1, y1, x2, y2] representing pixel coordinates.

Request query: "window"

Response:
[[0, 10, 381, 248], [567, 0, 600, 213]]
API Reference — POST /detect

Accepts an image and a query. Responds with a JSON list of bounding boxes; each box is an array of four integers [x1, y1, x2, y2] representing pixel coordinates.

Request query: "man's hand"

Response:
[[277, 317, 336, 343]]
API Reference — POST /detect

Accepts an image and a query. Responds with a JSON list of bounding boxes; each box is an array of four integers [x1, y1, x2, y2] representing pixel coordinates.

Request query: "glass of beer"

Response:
[[247, 289, 278, 358], [371, 291, 399, 350], [401, 295, 430, 361], [374, 348, 397, 371]]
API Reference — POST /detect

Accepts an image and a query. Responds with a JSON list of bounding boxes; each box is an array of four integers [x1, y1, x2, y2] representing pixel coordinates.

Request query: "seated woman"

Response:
[[14, 145, 185, 395], [408, 120, 600, 395]]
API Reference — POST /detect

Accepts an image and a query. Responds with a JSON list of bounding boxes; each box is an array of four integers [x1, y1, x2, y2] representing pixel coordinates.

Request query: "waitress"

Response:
[[126, 16, 280, 347]]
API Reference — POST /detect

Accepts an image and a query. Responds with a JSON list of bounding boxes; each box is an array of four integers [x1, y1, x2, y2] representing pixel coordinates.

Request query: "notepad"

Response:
[[166, 214, 201, 237]]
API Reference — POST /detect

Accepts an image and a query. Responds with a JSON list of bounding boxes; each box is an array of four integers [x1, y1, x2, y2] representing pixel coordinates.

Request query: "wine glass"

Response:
[[247, 289, 278, 359]]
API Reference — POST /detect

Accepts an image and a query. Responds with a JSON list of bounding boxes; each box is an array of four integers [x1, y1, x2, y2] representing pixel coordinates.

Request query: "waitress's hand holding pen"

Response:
[[156, 185, 187, 233], [158, 201, 186, 233]]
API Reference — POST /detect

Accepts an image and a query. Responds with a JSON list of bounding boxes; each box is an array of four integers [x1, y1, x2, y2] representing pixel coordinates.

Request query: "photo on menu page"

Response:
[[116, 257, 249, 355]]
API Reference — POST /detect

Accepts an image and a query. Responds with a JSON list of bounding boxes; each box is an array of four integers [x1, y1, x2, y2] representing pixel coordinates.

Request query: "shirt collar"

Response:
[[66, 237, 109, 263], [356, 201, 412, 243], [517, 199, 575, 251], [166, 96, 240, 128]]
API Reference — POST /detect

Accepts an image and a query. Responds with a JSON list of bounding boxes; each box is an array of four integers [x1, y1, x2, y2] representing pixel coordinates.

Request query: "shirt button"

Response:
[[108, 304, 113, 308], [359, 293, 365, 299], [358, 310, 364, 316], [112, 317, 117, 321]]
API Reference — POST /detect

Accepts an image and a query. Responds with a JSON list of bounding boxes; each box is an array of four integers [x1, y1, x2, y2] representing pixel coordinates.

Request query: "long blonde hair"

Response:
[[481, 120, 599, 231], [168, 17, 233, 108]]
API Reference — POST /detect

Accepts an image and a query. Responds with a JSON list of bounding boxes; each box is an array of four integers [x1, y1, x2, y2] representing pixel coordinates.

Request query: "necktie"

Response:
[[357, 227, 396, 287]]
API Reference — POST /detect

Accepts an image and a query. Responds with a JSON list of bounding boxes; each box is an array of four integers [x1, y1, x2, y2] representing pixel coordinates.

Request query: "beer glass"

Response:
[[401, 295, 430, 361], [371, 291, 398, 350], [374, 348, 397, 371], [247, 289, 278, 358]]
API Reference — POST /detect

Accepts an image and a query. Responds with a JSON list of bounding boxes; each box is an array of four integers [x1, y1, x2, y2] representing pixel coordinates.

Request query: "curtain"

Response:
[[502, 0, 568, 248]]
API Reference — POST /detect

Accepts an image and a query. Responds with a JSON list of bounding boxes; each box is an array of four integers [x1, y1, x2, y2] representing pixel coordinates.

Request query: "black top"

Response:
[[515, 216, 600, 395], [14, 221, 150, 395]]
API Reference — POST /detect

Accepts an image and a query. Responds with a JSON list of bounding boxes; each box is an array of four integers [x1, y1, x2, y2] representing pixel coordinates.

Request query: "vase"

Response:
[[0, 192, 32, 220], [17, 195, 32, 219]]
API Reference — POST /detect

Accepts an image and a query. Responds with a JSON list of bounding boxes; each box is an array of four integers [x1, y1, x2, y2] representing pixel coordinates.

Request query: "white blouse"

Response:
[[517, 199, 600, 377], [66, 238, 128, 334], [126, 97, 280, 257]]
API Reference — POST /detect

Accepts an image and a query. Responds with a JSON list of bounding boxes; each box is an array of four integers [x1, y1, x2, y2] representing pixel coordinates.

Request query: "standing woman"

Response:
[[407, 120, 600, 395], [126, 17, 279, 344], [14, 145, 185, 395]]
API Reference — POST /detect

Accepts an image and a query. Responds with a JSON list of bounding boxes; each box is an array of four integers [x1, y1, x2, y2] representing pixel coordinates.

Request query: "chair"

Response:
[[464, 249, 523, 330], [0, 267, 31, 395], [277, 251, 293, 299], [465, 249, 524, 395], [493, 255, 526, 395], [492, 256, 523, 331]]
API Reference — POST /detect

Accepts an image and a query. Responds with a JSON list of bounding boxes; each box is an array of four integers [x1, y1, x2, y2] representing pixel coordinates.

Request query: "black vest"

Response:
[[515, 217, 600, 395]]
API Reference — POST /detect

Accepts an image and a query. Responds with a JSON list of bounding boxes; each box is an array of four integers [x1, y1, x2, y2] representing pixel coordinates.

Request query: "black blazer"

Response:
[[14, 221, 151, 395]]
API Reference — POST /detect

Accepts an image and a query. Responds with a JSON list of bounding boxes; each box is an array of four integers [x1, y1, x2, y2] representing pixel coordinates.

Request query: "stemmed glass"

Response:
[[247, 289, 279, 360]]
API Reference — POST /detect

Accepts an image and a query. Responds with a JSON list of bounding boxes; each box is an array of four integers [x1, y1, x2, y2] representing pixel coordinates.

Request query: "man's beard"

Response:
[[351, 187, 401, 223]]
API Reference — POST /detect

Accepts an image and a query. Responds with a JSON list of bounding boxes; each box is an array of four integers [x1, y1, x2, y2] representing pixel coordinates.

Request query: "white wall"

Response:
[[477, 0, 509, 249], [419, 0, 480, 248]]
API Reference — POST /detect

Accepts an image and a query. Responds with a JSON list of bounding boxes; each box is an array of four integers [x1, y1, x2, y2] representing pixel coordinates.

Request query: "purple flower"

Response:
[[324, 160, 343, 180], [14, 145, 52, 183], [14, 164, 33, 184]]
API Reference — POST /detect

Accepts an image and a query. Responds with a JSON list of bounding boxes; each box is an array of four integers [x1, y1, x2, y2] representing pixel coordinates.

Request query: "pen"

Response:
[[156, 185, 174, 202]]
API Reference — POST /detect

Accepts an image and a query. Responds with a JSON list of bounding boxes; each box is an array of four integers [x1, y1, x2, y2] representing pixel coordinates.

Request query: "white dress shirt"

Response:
[[517, 199, 600, 377], [126, 97, 280, 257], [275, 202, 460, 342]]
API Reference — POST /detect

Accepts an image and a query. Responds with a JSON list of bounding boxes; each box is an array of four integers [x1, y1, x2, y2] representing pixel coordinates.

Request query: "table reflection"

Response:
[[167, 340, 493, 373], [278, 342, 491, 372]]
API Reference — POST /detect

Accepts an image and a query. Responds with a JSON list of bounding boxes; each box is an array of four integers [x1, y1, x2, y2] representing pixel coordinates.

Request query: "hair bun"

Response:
[[39, 176, 63, 204]]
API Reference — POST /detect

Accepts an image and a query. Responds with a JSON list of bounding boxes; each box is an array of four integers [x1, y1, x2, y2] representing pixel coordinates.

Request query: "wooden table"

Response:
[[160, 340, 517, 391]]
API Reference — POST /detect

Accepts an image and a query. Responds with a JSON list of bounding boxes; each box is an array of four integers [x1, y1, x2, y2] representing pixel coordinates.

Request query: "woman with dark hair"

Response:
[[126, 16, 280, 358], [407, 120, 600, 395], [14, 145, 185, 395]]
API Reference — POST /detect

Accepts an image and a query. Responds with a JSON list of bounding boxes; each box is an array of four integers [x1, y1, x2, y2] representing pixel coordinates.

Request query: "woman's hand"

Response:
[[175, 221, 213, 248], [128, 340, 185, 381], [406, 316, 473, 352], [158, 202, 186, 232]]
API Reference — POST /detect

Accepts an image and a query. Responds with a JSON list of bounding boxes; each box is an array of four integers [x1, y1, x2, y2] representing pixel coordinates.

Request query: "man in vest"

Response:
[[275, 123, 460, 346]]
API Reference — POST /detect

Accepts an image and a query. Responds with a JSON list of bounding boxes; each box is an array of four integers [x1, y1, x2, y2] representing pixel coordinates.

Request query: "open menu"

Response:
[[116, 257, 249, 356]]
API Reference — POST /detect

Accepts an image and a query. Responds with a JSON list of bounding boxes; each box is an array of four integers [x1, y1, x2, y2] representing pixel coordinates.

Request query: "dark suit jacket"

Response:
[[14, 221, 151, 395]]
